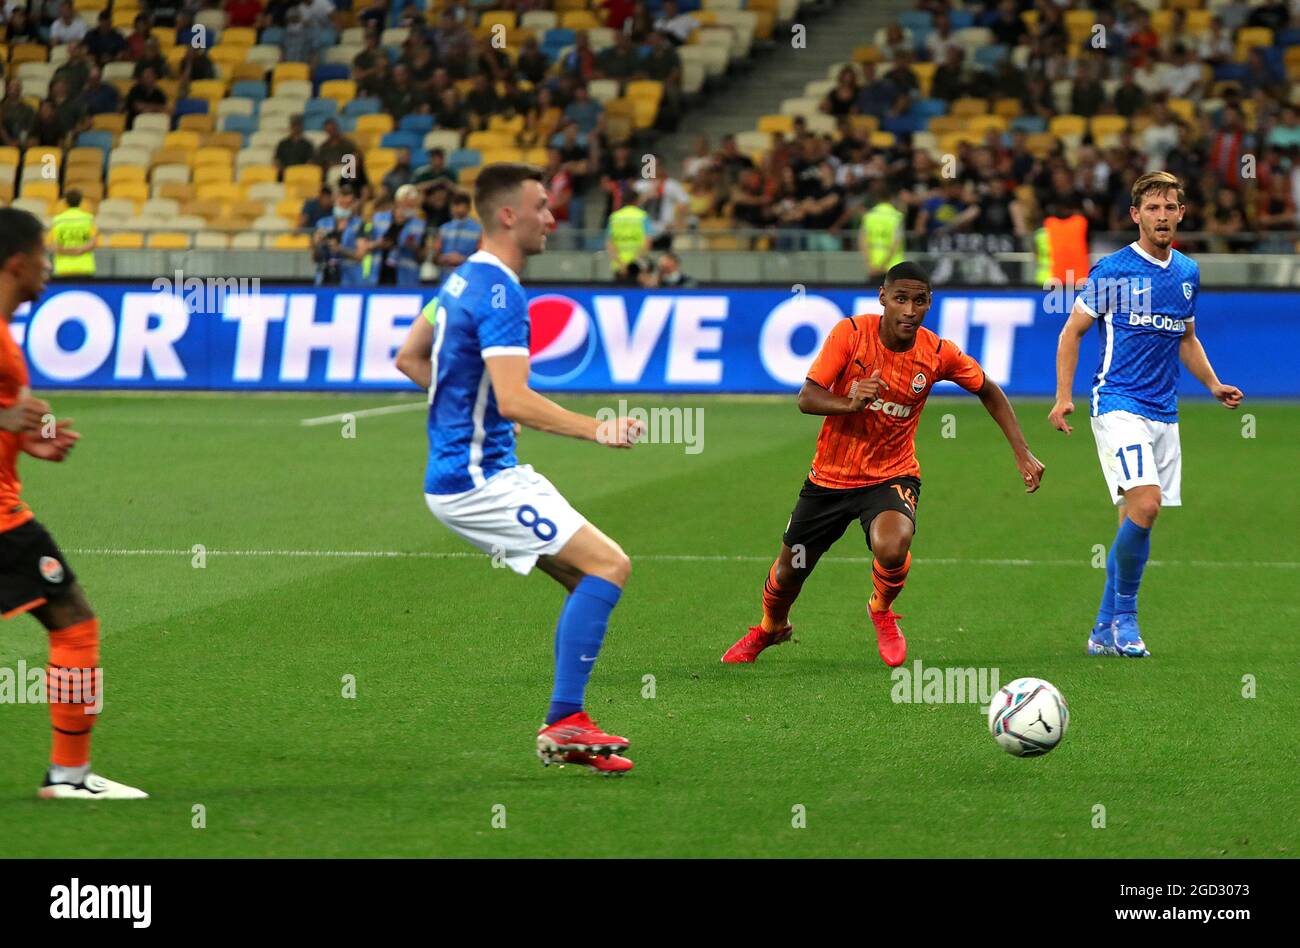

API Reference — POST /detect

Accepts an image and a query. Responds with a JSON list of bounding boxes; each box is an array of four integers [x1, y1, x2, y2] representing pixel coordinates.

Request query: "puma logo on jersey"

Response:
[[868, 399, 912, 418]]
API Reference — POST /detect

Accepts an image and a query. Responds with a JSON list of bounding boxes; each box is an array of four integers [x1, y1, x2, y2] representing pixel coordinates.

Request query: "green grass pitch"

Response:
[[0, 391, 1295, 858]]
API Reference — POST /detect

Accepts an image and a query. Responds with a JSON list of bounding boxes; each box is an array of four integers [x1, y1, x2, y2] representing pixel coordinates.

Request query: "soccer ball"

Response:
[[988, 677, 1069, 757]]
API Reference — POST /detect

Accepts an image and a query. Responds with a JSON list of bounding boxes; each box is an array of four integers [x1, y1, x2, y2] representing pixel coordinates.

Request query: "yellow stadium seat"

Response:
[[276, 198, 303, 221], [318, 79, 357, 107], [19, 180, 59, 201], [1236, 27, 1274, 56], [188, 79, 228, 102], [108, 165, 148, 186], [869, 131, 896, 148], [488, 114, 526, 135], [196, 182, 241, 203], [10, 44, 49, 65], [230, 61, 267, 83], [108, 181, 149, 202], [150, 148, 191, 169], [910, 63, 936, 97], [193, 164, 234, 185], [164, 130, 202, 152], [283, 164, 323, 193], [559, 11, 598, 30], [147, 232, 192, 249], [204, 131, 245, 152], [950, 97, 989, 118], [1048, 114, 1086, 138], [61, 182, 103, 204], [272, 62, 310, 87], [150, 27, 176, 48], [1167, 98, 1196, 126], [66, 146, 105, 168], [466, 130, 515, 151], [223, 27, 257, 46], [967, 115, 1007, 134], [210, 46, 251, 70], [158, 182, 195, 203], [91, 113, 127, 136], [1024, 132, 1058, 158], [23, 146, 61, 169], [994, 98, 1022, 119], [1089, 115, 1127, 138], [354, 113, 394, 137], [239, 165, 277, 187], [0, 146, 20, 167], [193, 146, 234, 167], [626, 80, 664, 103], [479, 11, 517, 32], [756, 114, 793, 135], [271, 233, 311, 251], [107, 232, 146, 248]]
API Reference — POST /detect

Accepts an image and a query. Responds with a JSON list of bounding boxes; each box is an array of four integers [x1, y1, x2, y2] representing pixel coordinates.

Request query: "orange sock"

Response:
[[760, 561, 799, 632], [47, 618, 100, 768], [869, 553, 911, 614]]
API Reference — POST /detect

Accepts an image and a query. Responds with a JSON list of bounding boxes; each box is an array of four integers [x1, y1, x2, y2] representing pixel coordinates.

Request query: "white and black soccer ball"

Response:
[[988, 677, 1069, 757]]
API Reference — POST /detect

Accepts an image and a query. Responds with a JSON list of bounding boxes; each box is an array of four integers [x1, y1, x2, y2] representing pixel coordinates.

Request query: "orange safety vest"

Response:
[[1044, 214, 1090, 289]]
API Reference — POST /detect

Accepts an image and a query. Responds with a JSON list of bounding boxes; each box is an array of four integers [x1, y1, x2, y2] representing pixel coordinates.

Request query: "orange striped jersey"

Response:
[[0, 322, 35, 533], [804, 314, 986, 489]]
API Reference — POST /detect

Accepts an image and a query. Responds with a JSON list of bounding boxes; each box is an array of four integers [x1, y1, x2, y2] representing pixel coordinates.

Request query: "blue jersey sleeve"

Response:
[[476, 280, 530, 357], [1076, 255, 1112, 318]]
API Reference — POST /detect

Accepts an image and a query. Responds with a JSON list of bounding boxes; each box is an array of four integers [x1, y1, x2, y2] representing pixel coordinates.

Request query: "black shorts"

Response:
[[0, 519, 78, 619], [781, 476, 920, 555]]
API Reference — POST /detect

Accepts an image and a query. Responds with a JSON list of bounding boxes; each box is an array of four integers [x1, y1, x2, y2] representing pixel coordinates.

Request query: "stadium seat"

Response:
[[106, 232, 146, 248]]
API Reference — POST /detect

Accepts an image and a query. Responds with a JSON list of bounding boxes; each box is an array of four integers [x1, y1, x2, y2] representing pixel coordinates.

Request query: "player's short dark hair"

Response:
[[474, 162, 544, 232], [884, 261, 931, 288], [0, 208, 44, 266], [1131, 171, 1184, 207]]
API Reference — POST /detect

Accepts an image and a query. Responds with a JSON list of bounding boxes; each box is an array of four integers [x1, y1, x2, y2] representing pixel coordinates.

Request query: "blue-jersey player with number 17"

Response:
[[1050, 172, 1244, 659], [394, 163, 645, 774]]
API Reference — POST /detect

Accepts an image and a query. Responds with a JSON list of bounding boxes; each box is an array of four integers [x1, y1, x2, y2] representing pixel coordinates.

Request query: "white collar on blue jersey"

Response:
[[467, 249, 521, 285], [1128, 240, 1172, 269]]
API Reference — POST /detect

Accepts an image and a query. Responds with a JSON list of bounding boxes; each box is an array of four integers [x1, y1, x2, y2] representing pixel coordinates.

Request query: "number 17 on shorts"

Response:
[[1090, 410, 1182, 507]]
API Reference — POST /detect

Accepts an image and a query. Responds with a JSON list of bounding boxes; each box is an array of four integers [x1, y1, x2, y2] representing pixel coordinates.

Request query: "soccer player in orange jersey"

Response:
[[0, 208, 146, 799], [722, 262, 1046, 667]]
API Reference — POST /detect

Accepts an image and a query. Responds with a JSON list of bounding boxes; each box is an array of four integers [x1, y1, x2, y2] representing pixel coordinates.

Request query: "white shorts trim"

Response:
[[425, 464, 588, 575], [1090, 410, 1182, 507]]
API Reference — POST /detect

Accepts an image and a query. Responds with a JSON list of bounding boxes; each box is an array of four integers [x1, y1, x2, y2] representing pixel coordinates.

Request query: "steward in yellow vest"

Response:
[[50, 190, 98, 277]]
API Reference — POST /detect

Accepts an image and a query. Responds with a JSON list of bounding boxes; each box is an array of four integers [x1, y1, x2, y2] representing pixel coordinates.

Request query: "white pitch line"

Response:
[[300, 401, 426, 426], [62, 548, 1300, 568]]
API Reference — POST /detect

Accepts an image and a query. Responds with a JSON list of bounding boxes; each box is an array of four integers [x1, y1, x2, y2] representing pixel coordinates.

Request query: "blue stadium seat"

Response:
[[1010, 116, 1047, 133], [76, 130, 114, 155], [543, 28, 576, 49], [899, 11, 932, 33], [1278, 28, 1300, 46], [399, 114, 435, 134], [910, 98, 948, 121], [343, 97, 381, 117], [408, 149, 429, 168], [949, 10, 974, 31], [220, 114, 258, 138], [232, 80, 268, 101], [1212, 64, 1250, 83], [974, 45, 1009, 69], [173, 98, 209, 120], [303, 113, 332, 132], [448, 148, 481, 171], [313, 64, 351, 85], [312, 26, 338, 50], [304, 97, 339, 118], [883, 115, 922, 135], [260, 26, 284, 46], [381, 131, 423, 151]]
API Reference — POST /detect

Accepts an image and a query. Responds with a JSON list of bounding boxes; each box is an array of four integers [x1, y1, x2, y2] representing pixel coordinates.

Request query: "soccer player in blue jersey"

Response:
[[1050, 171, 1243, 658], [394, 163, 644, 773]]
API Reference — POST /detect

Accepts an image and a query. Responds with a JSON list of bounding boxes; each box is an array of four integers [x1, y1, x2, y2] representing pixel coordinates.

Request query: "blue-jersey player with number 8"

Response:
[[1049, 171, 1244, 658], [394, 163, 645, 773]]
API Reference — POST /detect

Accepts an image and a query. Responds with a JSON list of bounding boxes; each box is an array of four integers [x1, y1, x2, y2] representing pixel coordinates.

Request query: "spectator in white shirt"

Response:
[[49, 2, 88, 45], [1139, 101, 1182, 172], [925, 12, 961, 65], [1198, 17, 1234, 66], [298, 0, 335, 30], [654, 0, 699, 46], [1158, 44, 1203, 98]]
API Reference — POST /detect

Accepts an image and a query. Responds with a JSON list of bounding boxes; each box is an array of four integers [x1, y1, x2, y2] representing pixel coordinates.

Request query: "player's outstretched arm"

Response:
[[977, 378, 1045, 494], [394, 312, 435, 390], [797, 371, 885, 415], [1179, 321, 1243, 409], [1048, 302, 1094, 434], [485, 355, 642, 448]]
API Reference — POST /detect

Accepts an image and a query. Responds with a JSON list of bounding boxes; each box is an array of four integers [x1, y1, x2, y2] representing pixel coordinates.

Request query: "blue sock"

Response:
[[1112, 517, 1151, 616], [1095, 542, 1118, 629], [546, 576, 622, 724]]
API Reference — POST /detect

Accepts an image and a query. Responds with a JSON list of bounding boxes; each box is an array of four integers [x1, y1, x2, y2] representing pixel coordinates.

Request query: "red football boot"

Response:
[[546, 751, 634, 775], [536, 711, 629, 764], [869, 609, 907, 667], [721, 624, 792, 663]]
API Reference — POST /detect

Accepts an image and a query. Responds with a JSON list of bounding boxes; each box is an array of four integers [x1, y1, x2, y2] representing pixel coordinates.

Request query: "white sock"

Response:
[[49, 762, 91, 784]]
